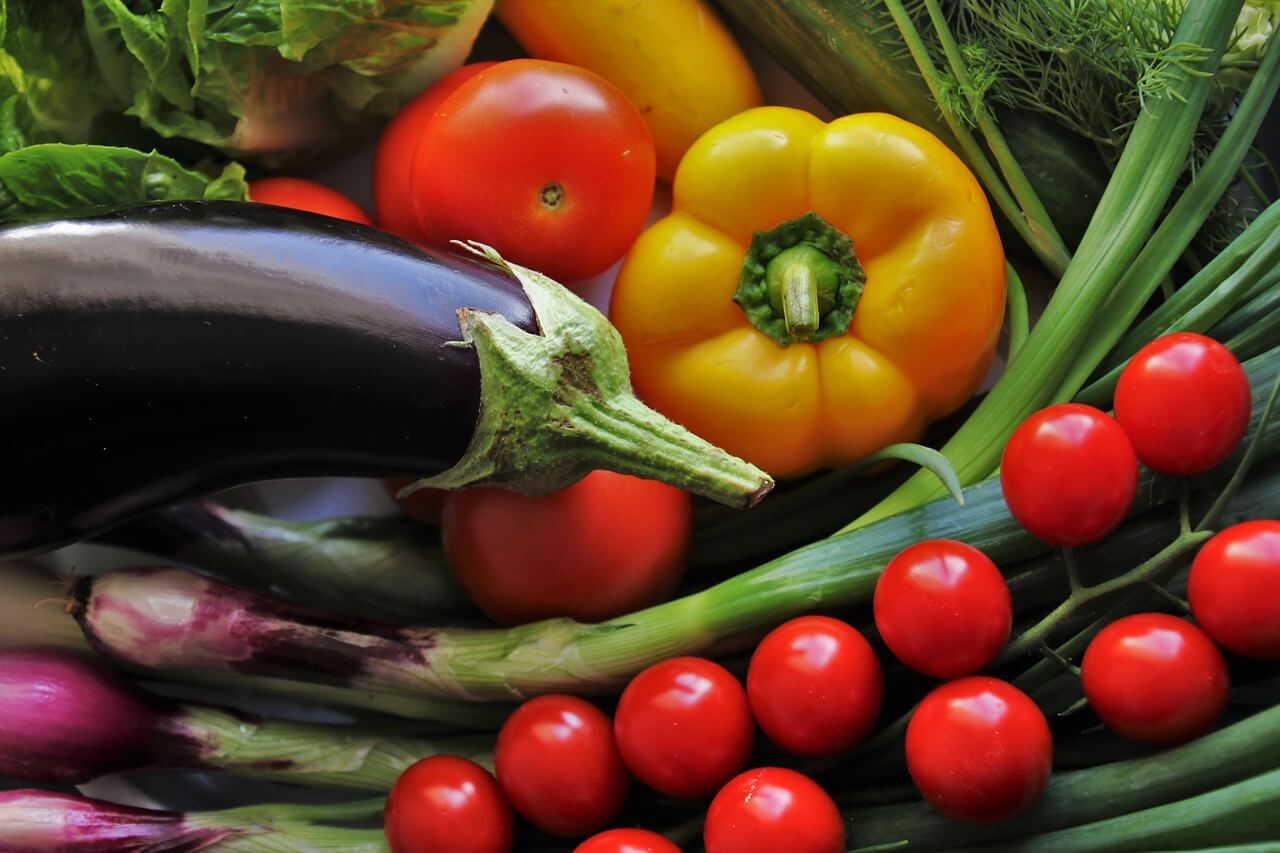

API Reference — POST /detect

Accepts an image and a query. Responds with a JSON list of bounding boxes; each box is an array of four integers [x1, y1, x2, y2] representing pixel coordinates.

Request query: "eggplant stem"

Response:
[[401, 242, 773, 508]]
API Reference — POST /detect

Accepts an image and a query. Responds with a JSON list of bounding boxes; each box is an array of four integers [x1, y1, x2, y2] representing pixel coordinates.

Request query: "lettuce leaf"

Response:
[[0, 143, 249, 222], [1, 0, 492, 162]]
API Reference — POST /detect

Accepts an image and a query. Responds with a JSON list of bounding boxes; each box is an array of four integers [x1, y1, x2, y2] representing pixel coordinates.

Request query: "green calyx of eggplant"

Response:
[[399, 242, 774, 509]]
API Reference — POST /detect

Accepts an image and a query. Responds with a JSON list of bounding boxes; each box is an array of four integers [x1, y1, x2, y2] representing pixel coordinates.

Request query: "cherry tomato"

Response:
[[248, 177, 372, 225], [383, 480, 448, 526], [905, 677, 1052, 823], [442, 470, 689, 625], [874, 539, 1012, 679], [1000, 403, 1138, 546], [495, 695, 628, 837], [1115, 333, 1251, 476], [374, 63, 498, 240], [574, 829, 681, 853], [411, 59, 656, 283], [385, 755, 513, 853], [746, 616, 881, 756], [1081, 613, 1229, 745], [703, 767, 845, 853], [1189, 520, 1280, 658], [614, 657, 754, 798]]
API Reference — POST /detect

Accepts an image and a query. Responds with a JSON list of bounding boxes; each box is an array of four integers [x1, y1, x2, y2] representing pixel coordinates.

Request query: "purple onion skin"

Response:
[[0, 789, 235, 852], [0, 650, 162, 784], [75, 568, 426, 691]]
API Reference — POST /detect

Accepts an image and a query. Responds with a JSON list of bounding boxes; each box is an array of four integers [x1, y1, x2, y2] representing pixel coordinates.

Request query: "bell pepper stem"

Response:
[[774, 249, 822, 340], [735, 213, 864, 347]]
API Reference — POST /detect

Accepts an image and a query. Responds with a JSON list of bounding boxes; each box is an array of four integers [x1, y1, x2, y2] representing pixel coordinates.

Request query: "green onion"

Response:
[[846, 0, 1246, 530], [844, 705, 1280, 852]]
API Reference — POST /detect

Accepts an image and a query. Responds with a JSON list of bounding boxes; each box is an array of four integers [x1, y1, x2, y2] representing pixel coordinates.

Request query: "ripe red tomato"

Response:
[[574, 829, 681, 853], [441, 470, 689, 625], [1000, 403, 1138, 546], [495, 695, 628, 837], [374, 62, 498, 241], [410, 59, 656, 283], [1081, 613, 1230, 745], [1189, 520, 1280, 658], [614, 657, 754, 798], [703, 767, 845, 853], [1115, 333, 1251, 476], [383, 480, 448, 526], [905, 677, 1052, 823], [746, 616, 882, 756], [874, 539, 1012, 678], [248, 177, 372, 225], [385, 756, 513, 853]]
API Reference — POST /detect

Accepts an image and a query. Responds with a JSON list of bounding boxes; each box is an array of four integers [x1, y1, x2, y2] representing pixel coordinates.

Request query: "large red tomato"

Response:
[[441, 471, 690, 625], [373, 63, 498, 241], [410, 59, 656, 283]]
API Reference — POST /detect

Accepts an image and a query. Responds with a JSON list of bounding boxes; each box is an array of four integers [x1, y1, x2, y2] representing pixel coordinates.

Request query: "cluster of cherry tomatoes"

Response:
[[381, 330, 1277, 851]]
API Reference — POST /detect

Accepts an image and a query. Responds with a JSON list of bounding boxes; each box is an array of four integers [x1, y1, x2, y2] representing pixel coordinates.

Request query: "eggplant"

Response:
[[0, 202, 768, 556]]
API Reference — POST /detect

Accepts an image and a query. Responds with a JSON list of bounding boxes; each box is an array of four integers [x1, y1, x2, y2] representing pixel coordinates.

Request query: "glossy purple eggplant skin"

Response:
[[0, 201, 536, 556]]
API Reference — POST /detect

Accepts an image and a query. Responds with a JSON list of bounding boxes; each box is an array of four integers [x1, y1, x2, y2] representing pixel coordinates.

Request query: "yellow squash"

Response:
[[610, 107, 1007, 478], [495, 0, 762, 181]]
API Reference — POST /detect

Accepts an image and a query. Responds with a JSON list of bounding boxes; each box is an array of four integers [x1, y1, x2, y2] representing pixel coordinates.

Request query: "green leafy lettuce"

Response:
[[0, 0, 492, 162], [0, 143, 249, 222]]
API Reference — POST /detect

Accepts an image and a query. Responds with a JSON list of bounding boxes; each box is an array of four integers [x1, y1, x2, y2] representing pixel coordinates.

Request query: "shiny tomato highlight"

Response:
[[703, 767, 845, 853], [1000, 403, 1138, 546], [495, 695, 628, 837], [385, 755, 513, 853], [614, 656, 754, 798], [905, 677, 1052, 823], [1081, 613, 1230, 745], [1188, 520, 1280, 658], [574, 829, 681, 853], [1115, 332, 1250, 475], [874, 539, 1011, 678], [746, 616, 882, 756]]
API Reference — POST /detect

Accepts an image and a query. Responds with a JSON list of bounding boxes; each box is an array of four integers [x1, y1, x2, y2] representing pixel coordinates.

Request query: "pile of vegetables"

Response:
[[1, 0, 1279, 851]]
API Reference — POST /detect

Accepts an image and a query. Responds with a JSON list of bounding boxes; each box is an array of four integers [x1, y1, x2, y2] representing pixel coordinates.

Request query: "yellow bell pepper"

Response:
[[610, 107, 1007, 478]]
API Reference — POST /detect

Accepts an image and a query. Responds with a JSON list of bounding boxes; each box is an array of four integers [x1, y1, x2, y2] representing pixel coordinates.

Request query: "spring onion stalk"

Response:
[[1107, 201, 1280, 366], [69, 350, 1280, 703], [1048, 30, 1280, 404], [0, 789, 387, 852], [879, 0, 1070, 275], [0, 649, 491, 790], [0, 562, 508, 726], [844, 1, 1245, 530], [844, 705, 1280, 852], [1075, 228, 1280, 405], [970, 767, 1280, 852], [97, 501, 470, 623]]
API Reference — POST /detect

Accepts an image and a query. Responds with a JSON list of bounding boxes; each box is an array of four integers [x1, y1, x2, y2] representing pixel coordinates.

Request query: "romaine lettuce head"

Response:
[[0, 0, 492, 162]]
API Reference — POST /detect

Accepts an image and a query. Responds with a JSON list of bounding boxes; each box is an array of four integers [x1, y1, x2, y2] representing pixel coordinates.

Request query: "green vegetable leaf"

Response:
[[0, 143, 248, 223]]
